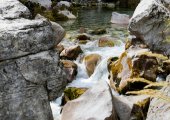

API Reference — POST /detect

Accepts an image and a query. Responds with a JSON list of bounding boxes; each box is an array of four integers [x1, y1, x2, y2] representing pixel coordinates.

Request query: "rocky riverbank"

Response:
[[1, 0, 170, 120], [60, 0, 170, 120]]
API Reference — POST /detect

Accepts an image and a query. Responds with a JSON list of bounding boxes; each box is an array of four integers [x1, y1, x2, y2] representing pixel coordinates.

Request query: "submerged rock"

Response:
[[84, 54, 101, 77], [129, 0, 170, 56], [98, 37, 115, 47], [61, 81, 118, 120], [60, 45, 83, 60], [111, 12, 129, 24]]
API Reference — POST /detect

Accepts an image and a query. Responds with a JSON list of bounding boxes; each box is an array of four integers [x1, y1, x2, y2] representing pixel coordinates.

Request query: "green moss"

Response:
[[64, 87, 87, 101]]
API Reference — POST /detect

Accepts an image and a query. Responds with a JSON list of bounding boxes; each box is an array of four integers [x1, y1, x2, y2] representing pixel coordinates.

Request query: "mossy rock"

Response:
[[91, 28, 107, 35], [118, 78, 153, 94], [62, 87, 87, 105], [98, 37, 115, 47]]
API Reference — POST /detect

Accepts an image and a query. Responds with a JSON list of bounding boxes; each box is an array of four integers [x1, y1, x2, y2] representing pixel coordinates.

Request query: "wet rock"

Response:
[[58, 10, 76, 19], [91, 28, 107, 35], [61, 60, 78, 82], [111, 12, 129, 24], [98, 37, 115, 47], [76, 34, 90, 40], [84, 54, 102, 77], [61, 81, 118, 120], [146, 75, 170, 120], [55, 44, 65, 54], [60, 45, 83, 60], [129, 0, 170, 56], [62, 87, 87, 105]]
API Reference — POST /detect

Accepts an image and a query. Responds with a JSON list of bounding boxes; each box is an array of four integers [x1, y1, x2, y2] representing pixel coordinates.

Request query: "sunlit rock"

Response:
[[129, 0, 170, 56], [60, 45, 83, 60], [61, 81, 118, 120], [84, 54, 102, 77]]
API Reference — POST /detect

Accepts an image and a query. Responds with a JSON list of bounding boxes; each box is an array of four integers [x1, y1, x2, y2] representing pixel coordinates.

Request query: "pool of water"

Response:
[[57, 7, 134, 31]]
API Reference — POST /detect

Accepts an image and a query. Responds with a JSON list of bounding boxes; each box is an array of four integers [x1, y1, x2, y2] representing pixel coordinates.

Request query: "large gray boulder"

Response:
[[0, 50, 67, 120], [61, 81, 118, 120], [146, 75, 170, 120], [0, 0, 67, 120], [0, 0, 65, 61], [129, 0, 170, 56]]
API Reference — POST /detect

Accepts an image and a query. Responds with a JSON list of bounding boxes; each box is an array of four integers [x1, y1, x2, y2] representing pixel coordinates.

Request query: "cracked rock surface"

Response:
[[0, 0, 67, 120]]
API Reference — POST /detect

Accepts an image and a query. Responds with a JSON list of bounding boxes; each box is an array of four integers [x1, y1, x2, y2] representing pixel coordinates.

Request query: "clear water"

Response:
[[57, 6, 133, 31], [51, 7, 133, 120]]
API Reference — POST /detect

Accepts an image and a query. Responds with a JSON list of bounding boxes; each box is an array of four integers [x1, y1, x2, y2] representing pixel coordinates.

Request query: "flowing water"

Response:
[[50, 7, 133, 120]]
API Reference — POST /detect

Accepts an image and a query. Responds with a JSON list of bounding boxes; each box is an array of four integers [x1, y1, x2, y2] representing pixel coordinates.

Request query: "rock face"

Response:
[[146, 75, 170, 120], [0, 1, 65, 61], [129, 0, 170, 56], [61, 81, 118, 120], [0, 0, 67, 120]]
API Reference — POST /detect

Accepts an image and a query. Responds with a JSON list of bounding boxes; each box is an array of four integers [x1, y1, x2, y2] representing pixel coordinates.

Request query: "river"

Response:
[[50, 6, 133, 120]]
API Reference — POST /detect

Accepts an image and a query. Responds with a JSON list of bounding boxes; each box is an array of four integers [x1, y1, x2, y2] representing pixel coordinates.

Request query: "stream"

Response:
[[50, 6, 133, 120]]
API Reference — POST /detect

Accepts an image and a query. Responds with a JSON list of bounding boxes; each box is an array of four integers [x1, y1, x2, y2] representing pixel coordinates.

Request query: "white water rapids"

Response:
[[50, 37, 125, 120]]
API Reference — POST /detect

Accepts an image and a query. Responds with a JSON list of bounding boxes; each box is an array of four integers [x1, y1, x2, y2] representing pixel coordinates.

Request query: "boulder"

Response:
[[146, 75, 170, 120], [60, 45, 83, 60], [111, 12, 129, 24], [61, 81, 118, 120], [0, 0, 67, 120], [113, 95, 150, 120], [109, 46, 168, 94], [98, 37, 115, 47], [0, 50, 67, 120], [61, 60, 78, 82], [0, 13, 65, 61], [84, 54, 102, 77], [58, 10, 76, 19], [129, 0, 170, 56]]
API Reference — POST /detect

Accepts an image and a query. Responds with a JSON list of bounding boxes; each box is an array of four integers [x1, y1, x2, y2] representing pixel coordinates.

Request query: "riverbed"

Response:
[[50, 6, 133, 120]]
